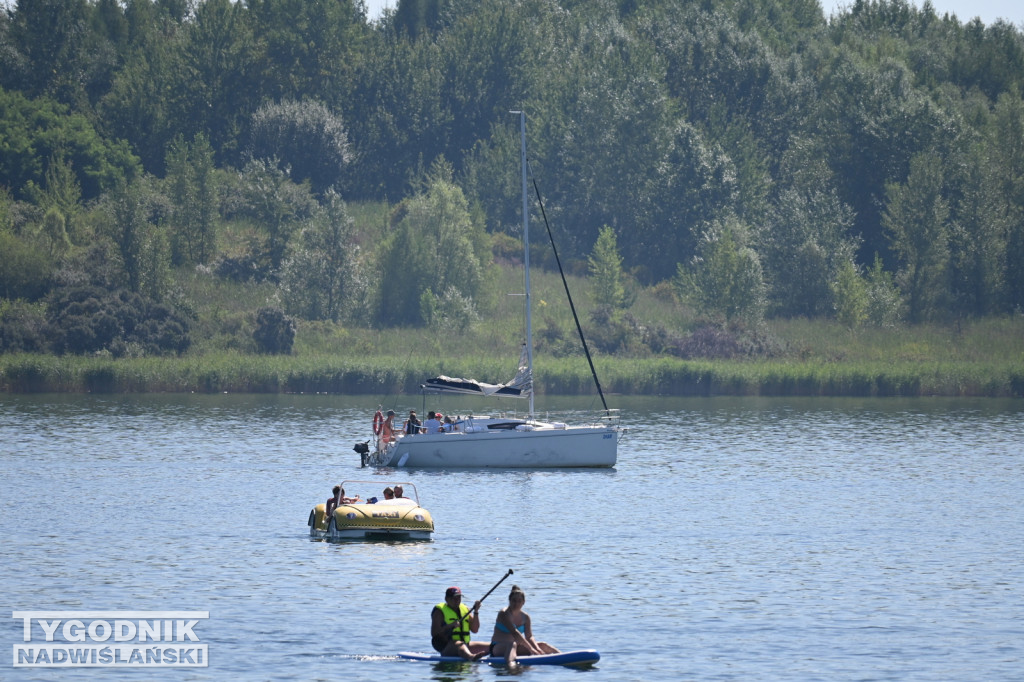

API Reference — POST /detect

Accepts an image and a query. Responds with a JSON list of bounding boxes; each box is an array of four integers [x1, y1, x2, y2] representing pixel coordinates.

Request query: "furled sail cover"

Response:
[[423, 345, 533, 398]]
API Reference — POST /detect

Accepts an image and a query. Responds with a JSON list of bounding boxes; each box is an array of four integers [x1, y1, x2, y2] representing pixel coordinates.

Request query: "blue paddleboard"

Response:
[[397, 649, 600, 667]]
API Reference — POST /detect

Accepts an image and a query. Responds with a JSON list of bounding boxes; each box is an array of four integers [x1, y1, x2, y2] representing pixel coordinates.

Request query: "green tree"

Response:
[[987, 91, 1024, 312], [253, 306, 295, 354], [40, 207, 71, 259], [820, 53, 948, 268], [97, 2, 181, 176], [2, 0, 90, 104], [107, 179, 149, 294], [28, 153, 82, 221], [141, 224, 171, 303], [0, 228, 53, 301], [951, 18, 1024, 101], [883, 151, 950, 322], [437, 0, 535, 167], [537, 15, 676, 264], [0, 299, 49, 352], [344, 32, 449, 199], [165, 133, 217, 266], [946, 139, 1008, 316], [177, 0, 255, 164], [46, 285, 190, 356], [279, 190, 360, 323], [647, 4, 803, 163], [25, 154, 82, 250], [237, 159, 318, 273], [830, 259, 868, 329], [758, 188, 857, 317], [635, 120, 739, 283], [100, 175, 170, 301], [247, 0, 366, 104], [674, 216, 766, 323], [249, 99, 352, 196], [377, 164, 488, 326], [420, 285, 480, 333], [865, 255, 903, 327], [0, 88, 140, 202], [191, 132, 217, 266], [588, 225, 627, 310], [392, 0, 452, 39]]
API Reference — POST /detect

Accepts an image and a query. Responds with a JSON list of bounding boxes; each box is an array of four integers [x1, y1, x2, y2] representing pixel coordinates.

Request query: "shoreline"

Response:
[[2, 353, 1021, 397]]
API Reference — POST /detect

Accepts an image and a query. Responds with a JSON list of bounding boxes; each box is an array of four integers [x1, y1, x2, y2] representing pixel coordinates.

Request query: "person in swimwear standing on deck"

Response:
[[381, 410, 397, 444], [489, 585, 560, 665]]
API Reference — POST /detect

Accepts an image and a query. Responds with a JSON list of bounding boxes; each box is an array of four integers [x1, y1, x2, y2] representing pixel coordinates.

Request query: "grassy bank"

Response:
[[4, 264, 1023, 397], [2, 350, 1022, 397]]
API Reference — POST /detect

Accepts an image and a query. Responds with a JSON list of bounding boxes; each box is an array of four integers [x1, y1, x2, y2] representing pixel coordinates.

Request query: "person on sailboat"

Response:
[[381, 410, 397, 443], [423, 411, 443, 434], [488, 585, 560, 665], [403, 410, 421, 435], [431, 586, 488, 660]]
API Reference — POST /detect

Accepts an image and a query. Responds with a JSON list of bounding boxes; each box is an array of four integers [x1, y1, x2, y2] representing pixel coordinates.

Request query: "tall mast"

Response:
[[516, 111, 534, 416]]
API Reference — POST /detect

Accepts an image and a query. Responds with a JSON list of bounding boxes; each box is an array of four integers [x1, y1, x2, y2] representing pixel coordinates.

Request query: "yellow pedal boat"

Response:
[[308, 480, 434, 540]]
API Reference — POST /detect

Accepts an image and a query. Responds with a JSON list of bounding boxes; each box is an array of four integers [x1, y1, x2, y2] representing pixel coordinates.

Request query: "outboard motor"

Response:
[[353, 440, 370, 467]]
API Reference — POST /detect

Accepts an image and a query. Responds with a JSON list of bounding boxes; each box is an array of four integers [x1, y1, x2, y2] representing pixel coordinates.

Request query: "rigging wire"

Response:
[[528, 168, 611, 415]]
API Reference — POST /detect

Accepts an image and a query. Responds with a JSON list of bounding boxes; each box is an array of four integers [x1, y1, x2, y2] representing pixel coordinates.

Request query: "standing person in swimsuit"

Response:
[[489, 585, 560, 665], [381, 410, 397, 444]]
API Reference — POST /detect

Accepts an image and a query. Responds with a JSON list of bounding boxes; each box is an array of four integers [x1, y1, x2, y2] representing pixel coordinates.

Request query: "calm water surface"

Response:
[[2, 393, 1022, 681]]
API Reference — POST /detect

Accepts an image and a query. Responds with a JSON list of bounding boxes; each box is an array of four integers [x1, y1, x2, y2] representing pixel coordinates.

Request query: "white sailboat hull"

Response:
[[380, 425, 618, 468]]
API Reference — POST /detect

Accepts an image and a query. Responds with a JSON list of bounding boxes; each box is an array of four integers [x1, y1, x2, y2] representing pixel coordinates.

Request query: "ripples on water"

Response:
[[2, 394, 1022, 680]]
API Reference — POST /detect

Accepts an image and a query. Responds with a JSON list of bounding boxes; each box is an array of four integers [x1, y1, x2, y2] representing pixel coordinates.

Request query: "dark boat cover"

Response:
[[422, 345, 532, 398]]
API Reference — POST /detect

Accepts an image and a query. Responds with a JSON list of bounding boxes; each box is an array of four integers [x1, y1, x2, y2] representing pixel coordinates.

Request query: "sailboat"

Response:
[[361, 112, 621, 468]]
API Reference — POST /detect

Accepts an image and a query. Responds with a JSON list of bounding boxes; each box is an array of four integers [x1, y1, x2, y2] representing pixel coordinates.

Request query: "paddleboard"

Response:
[[397, 649, 599, 667]]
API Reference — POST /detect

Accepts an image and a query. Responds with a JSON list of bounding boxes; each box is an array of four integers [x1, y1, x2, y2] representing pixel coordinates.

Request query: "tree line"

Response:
[[1, 0, 1023, 357]]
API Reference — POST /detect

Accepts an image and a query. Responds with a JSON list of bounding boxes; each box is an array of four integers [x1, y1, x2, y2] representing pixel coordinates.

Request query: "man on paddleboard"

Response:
[[430, 586, 488, 660]]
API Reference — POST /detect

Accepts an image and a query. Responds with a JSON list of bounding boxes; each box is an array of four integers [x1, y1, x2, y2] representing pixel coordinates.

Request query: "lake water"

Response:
[[2, 393, 1022, 680]]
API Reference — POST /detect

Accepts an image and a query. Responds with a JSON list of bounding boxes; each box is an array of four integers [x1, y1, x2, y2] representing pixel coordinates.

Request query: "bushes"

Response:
[[253, 307, 295, 355], [44, 286, 191, 356], [0, 229, 53, 301], [248, 100, 352, 196], [0, 299, 48, 352]]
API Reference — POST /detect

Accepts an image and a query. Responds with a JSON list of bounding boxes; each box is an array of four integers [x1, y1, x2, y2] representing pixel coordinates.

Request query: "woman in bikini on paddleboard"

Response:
[[488, 585, 560, 665]]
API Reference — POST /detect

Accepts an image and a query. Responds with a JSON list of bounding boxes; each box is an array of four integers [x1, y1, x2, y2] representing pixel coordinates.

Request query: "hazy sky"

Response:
[[363, 0, 1022, 28]]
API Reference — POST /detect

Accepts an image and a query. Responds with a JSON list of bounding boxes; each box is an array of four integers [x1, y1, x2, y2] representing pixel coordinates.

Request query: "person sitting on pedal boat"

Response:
[[325, 485, 359, 519]]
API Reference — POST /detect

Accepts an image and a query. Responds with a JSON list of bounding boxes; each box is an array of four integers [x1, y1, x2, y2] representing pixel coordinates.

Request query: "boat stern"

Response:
[[327, 501, 434, 540]]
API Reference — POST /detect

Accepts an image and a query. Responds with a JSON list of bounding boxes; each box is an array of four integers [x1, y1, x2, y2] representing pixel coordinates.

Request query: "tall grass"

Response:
[[4, 258, 1023, 397], [766, 317, 1024, 364], [4, 351, 1021, 397]]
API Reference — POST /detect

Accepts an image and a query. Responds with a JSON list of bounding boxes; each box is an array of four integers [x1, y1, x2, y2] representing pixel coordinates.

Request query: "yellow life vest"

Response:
[[434, 602, 471, 644]]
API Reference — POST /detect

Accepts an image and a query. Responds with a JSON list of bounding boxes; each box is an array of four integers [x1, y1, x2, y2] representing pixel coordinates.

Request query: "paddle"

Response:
[[453, 568, 514, 628]]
